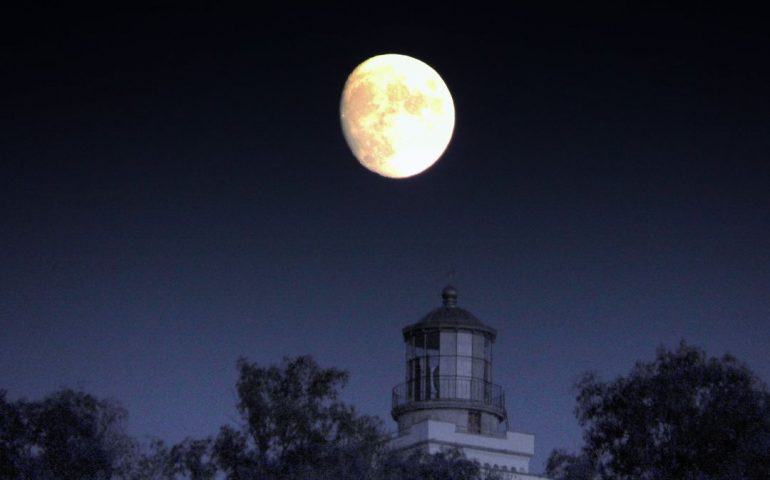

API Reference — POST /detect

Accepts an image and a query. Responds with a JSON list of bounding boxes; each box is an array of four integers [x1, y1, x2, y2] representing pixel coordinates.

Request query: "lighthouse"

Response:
[[390, 286, 548, 479]]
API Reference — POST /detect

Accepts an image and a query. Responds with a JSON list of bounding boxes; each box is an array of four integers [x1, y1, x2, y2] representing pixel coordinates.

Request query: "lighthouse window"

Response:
[[439, 331, 456, 376], [457, 331, 473, 379], [409, 357, 424, 401], [457, 331, 473, 356], [426, 331, 440, 352], [472, 357, 485, 379], [440, 331, 456, 355], [424, 332, 440, 399], [468, 411, 481, 434], [414, 332, 425, 357], [472, 333, 485, 359]]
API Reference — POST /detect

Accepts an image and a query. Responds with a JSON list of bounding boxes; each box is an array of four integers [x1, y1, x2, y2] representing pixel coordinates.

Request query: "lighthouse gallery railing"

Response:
[[392, 376, 505, 411]]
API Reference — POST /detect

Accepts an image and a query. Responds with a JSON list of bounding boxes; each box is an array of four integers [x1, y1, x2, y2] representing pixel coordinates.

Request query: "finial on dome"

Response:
[[442, 285, 458, 307]]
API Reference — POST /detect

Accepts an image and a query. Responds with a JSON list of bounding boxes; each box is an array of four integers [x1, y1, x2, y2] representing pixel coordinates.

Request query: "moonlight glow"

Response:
[[340, 54, 455, 178]]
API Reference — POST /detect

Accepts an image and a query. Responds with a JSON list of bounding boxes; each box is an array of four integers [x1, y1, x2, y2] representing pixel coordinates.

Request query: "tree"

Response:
[[2, 357, 490, 479], [378, 448, 487, 480], [545, 448, 595, 480], [118, 438, 217, 480], [212, 355, 386, 479], [0, 388, 132, 479], [211, 355, 489, 480], [166, 438, 216, 480], [0, 390, 28, 479], [547, 342, 770, 480]]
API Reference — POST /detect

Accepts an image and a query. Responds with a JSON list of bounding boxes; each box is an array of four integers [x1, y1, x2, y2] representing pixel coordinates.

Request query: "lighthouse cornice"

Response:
[[402, 319, 497, 341]]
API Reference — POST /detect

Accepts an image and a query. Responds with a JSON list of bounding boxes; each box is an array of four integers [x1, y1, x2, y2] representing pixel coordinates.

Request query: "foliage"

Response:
[[1, 356, 491, 479], [117, 438, 216, 480], [547, 342, 770, 480], [210, 355, 490, 480], [0, 390, 27, 479], [212, 355, 386, 479], [166, 438, 217, 480], [0, 388, 131, 479], [545, 448, 595, 480], [378, 448, 485, 480], [115, 438, 169, 480]]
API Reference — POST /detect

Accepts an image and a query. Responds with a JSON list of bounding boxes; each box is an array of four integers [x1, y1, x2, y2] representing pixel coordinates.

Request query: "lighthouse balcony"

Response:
[[392, 376, 506, 418]]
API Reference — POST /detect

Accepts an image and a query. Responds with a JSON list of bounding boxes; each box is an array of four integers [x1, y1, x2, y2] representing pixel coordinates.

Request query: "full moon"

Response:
[[340, 54, 455, 178]]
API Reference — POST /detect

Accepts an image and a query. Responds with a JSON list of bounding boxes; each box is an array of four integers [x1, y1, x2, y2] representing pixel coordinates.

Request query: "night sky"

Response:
[[2, 5, 769, 471]]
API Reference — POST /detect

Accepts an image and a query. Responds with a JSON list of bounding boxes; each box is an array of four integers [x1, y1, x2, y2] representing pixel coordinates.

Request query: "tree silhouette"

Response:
[[212, 355, 384, 479], [547, 342, 770, 480], [211, 355, 486, 480], [1, 357, 489, 479], [0, 389, 130, 479]]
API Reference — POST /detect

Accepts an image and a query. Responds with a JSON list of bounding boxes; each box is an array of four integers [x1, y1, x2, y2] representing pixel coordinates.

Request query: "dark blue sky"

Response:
[[2, 5, 769, 471]]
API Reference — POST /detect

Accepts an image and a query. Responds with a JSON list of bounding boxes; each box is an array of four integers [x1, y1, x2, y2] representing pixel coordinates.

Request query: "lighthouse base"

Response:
[[389, 418, 550, 479]]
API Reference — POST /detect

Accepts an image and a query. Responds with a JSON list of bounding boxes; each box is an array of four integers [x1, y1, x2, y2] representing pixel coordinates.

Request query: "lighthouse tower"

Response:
[[390, 286, 548, 479]]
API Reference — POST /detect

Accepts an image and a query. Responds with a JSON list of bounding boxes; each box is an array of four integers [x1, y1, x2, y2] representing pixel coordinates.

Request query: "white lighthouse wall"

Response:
[[390, 419, 541, 474]]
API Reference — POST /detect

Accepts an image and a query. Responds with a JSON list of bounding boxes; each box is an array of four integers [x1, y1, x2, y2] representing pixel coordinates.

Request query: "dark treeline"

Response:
[[546, 342, 770, 480], [1, 356, 487, 480], [2, 343, 769, 479]]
